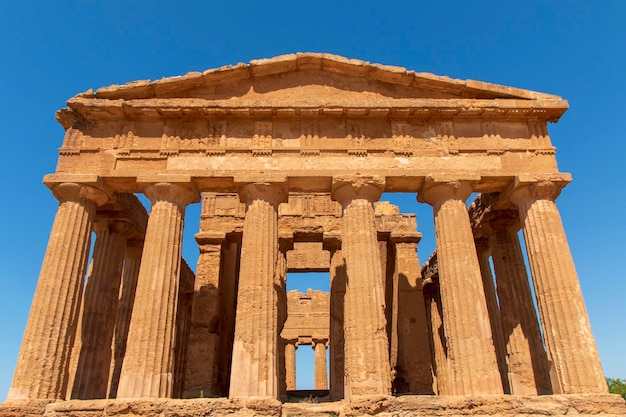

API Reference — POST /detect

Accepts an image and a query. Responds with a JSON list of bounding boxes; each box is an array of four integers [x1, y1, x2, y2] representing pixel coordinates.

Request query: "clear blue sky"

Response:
[[1, 0, 624, 397]]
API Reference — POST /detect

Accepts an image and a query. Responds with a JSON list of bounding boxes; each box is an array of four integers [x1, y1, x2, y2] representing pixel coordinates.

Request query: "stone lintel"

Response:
[[322, 232, 342, 251], [389, 231, 422, 244], [194, 231, 227, 246], [234, 175, 288, 188], [36, 175, 549, 196], [286, 248, 331, 272]]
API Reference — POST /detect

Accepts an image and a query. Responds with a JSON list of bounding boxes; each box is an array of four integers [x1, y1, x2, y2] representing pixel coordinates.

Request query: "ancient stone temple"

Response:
[[2, 54, 624, 417]]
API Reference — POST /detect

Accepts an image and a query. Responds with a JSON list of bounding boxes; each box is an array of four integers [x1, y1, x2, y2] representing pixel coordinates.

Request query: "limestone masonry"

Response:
[[1, 53, 624, 417]]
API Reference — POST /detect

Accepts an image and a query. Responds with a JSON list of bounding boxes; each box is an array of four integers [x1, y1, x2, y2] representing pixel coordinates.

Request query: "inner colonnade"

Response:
[[3, 54, 618, 416]]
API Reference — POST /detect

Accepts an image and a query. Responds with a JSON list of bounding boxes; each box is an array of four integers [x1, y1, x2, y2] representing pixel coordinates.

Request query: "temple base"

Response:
[[1, 394, 624, 417]]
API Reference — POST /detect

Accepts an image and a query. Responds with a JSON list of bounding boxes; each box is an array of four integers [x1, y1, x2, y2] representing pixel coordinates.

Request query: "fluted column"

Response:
[[108, 240, 143, 398], [229, 182, 287, 398], [328, 244, 346, 400], [391, 234, 434, 394], [331, 175, 391, 399], [183, 233, 225, 398], [418, 179, 502, 395], [474, 238, 510, 394], [72, 219, 130, 399], [117, 182, 197, 398], [8, 182, 108, 400], [276, 248, 288, 400], [486, 212, 552, 395], [216, 241, 241, 396], [510, 181, 606, 394], [424, 286, 449, 395], [285, 342, 296, 391], [314, 340, 328, 390]]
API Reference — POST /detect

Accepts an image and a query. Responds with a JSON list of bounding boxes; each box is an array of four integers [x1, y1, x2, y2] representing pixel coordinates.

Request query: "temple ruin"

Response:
[[1, 53, 624, 417]]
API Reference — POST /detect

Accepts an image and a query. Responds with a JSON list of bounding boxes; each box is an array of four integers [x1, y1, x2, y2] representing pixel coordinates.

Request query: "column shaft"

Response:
[[425, 288, 449, 395], [285, 343, 296, 391], [9, 183, 105, 400], [332, 176, 391, 398], [276, 250, 288, 400], [314, 342, 328, 390], [514, 187, 606, 393], [216, 241, 241, 396], [420, 182, 502, 395], [229, 183, 285, 398], [392, 240, 434, 394], [72, 220, 128, 399], [173, 290, 193, 398], [117, 183, 195, 398], [329, 248, 346, 400], [475, 238, 510, 394], [184, 239, 223, 398], [490, 229, 552, 395], [108, 242, 143, 398]]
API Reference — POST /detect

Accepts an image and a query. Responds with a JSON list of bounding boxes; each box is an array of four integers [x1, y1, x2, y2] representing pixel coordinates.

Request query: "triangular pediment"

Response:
[[75, 53, 563, 103]]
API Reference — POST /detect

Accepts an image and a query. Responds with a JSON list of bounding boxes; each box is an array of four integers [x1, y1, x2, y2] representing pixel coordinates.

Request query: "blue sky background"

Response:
[[1, 0, 625, 396]]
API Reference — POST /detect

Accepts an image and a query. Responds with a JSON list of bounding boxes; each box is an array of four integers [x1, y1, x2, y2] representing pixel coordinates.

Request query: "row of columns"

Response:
[[420, 179, 606, 396], [284, 340, 328, 391], [8, 175, 606, 402]]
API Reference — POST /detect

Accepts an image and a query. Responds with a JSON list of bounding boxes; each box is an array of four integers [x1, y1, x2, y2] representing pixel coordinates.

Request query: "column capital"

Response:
[[331, 175, 385, 205], [50, 182, 109, 206], [417, 177, 474, 206], [144, 182, 199, 208], [507, 174, 571, 206], [284, 338, 298, 347], [312, 338, 329, 348], [237, 182, 288, 207]]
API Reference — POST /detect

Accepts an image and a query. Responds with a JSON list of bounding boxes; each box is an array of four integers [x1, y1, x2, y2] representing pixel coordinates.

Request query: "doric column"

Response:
[[510, 180, 606, 394], [486, 211, 552, 395], [331, 176, 391, 399], [426, 288, 449, 395], [183, 233, 225, 398], [117, 182, 197, 398], [71, 219, 130, 399], [276, 247, 288, 400], [229, 182, 287, 398], [216, 240, 241, 396], [474, 238, 510, 394], [108, 240, 143, 398], [8, 182, 108, 400], [285, 342, 297, 391], [390, 234, 434, 394], [418, 179, 502, 395], [314, 340, 328, 390], [327, 241, 346, 400], [173, 266, 194, 399]]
